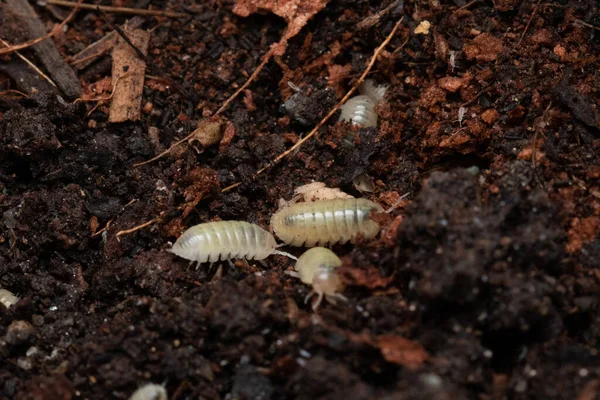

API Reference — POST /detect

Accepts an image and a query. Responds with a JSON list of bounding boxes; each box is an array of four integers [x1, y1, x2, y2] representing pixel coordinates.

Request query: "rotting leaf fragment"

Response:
[[233, 0, 330, 47]]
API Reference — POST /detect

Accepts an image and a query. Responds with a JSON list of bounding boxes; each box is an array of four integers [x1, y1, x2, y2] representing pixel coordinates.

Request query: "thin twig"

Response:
[[133, 41, 277, 167], [99, 9, 147, 63], [0, 90, 29, 97], [532, 101, 552, 172], [98, 12, 191, 101], [46, 0, 187, 18], [573, 19, 600, 31], [221, 16, 405, 193], [453, 0, 478, 13], [70, 50, 107, 66], [517, 0, 542, 46], [91, 219, 113, 237], [115, 217, 159, 239], [0, 0, 82, 56], [461, 83, 494, 107], [215, 47, 276, 116], [0, 38, 58, 88]]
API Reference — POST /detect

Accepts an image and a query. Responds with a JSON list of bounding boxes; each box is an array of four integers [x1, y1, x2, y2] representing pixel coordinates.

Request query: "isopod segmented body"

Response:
[[338, 79, 388, 127], [0, 288, 19, 309], [339, 95, 379, 127], [170, 221, 295, 264], [271, 198, 384, 247], [128, 383, 167, 400], [288, 247, 346, 310]]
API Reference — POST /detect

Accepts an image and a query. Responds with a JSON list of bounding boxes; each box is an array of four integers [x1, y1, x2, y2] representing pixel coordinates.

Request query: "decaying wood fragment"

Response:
[[108, 27, 150, 123], [0, 58, 55, 94], [70, 16, 144, 70], [3, 0, 82, 98]]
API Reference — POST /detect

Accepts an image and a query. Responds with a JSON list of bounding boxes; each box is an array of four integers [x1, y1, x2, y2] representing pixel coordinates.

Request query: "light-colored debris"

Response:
[[108, 27, 151, 123], [414, 20, 431, 35]]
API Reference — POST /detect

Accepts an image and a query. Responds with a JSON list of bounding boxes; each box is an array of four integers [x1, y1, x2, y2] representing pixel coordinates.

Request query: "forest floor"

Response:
[[1, 0, 600, 399]]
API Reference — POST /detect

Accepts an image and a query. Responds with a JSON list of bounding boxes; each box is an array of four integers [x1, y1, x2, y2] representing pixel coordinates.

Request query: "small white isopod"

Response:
[[128, 383, 167, 400], [287, 247, 347, 310], [270, 198, 385, 247], [0, 288, 19, 309], [339, 79, 388, 127], [169, 220, 296, 267]]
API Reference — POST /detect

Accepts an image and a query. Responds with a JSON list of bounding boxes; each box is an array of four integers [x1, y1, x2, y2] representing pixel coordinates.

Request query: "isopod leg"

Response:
[[312, 292, 324, 311], [327, 293, 348, 304], [273, 250, 298, 260], [304, 290, 324, 310], [227, 259, 235, 268], [284, 270, 301, 279], [384, 192, 411, 213], [257, 259, 267, 267], [304, 291, 315, 304]]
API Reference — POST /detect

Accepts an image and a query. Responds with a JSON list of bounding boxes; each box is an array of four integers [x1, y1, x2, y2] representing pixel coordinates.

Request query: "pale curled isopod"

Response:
[[128, 383, 167, 400], [0, 288, 19, 309], [270, 198, 385, 247], [169, 221, 296, 267], [278, 182, 354, 209], [287, 247, 347, 310], [338, 79, 389, 128]]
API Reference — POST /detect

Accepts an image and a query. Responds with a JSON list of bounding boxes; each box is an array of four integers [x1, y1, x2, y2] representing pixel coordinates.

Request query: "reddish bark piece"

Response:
[[438, 76, 464, 93], [481, 109, 499, 125], [376, 335, 429, 370], [494, 0, 520, 11], [464, 33, 503, 62], [566, 216, 600, 254], [339, 266, 394, 289]]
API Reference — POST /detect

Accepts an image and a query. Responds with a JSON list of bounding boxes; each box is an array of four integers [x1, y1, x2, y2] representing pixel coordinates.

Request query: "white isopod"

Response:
[[287, 247, 347, 310], [338, 79, 388, 127], [270, 198, 385, 247], [170, 220, 296, 267], [128, 383, 167, 400], [0, 288, 19, 309]]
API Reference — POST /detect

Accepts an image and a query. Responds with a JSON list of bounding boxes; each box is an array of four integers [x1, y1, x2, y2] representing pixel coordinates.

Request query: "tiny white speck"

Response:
[[299, 349, 311, 358]]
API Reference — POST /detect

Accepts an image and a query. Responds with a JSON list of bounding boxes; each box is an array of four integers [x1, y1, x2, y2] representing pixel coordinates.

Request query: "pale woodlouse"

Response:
[[170, 220, 296, 267], [338, 79, 388, 127], [287, 247, 347, 310], [270, 198, 385, 247], [128, 383, 167, 400], [0, 288, 19, 309]]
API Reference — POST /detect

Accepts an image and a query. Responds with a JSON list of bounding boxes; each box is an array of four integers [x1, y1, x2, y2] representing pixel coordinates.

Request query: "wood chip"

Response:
[[108, 28, 150, 123], [69, 16, 144, 70], [0, 58, 55, 94], [3, 0, 82, 98]]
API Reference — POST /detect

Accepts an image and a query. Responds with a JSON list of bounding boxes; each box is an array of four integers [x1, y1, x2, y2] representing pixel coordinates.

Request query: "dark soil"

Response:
[[1, 0, 600, 399]]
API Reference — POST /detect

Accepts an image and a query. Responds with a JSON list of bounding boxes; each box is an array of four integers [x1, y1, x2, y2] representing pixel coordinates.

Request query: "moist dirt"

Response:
[[1, 0, 600, 399]]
